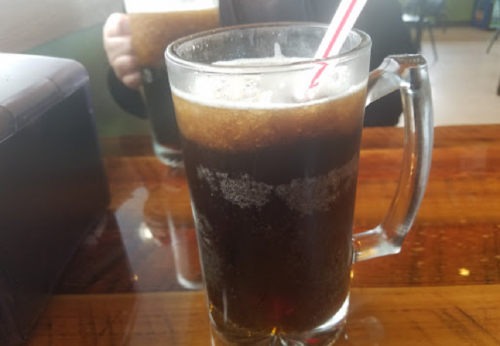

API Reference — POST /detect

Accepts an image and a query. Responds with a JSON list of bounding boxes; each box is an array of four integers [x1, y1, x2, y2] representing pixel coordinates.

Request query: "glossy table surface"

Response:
[[28, 125, 500, 346]]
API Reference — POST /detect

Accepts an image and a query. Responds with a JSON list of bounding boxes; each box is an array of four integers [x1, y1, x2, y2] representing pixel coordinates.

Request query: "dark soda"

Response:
[[172, 86, 366, 336]]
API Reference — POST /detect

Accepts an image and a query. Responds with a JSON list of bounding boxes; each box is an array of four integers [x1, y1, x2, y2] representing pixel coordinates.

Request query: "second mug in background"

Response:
[[125, 0, 220, 167]]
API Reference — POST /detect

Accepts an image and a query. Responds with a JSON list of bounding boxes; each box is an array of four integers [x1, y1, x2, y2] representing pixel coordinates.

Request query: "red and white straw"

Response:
[[308, 0, 368, 90]]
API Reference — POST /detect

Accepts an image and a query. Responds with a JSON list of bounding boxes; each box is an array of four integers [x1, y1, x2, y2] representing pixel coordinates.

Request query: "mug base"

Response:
[[209, 295, 349, 346]]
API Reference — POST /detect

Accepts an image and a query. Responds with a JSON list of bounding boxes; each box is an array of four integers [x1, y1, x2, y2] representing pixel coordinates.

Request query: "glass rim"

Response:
[[165, 22, 372, 74]]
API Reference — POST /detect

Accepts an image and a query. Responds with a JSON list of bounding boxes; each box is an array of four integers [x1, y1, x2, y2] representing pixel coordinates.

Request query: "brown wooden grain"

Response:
[[27, 124, 500, 345], [28, 285, 500, 346]]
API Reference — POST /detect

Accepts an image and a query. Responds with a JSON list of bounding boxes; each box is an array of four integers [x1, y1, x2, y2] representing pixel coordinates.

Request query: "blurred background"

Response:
[[1, 0, 498, 137]]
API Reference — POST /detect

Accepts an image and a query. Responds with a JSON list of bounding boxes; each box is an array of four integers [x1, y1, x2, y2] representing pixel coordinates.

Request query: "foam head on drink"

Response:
[[172, 52, 367, 337], [128, 0, 220, 67]]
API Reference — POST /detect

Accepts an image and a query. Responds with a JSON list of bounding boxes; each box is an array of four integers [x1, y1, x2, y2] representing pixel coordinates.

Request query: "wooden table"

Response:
[[27, 125, 500, 346]]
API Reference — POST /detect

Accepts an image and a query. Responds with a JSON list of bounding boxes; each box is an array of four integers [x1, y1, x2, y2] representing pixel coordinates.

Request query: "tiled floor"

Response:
[[401, 27, 500, 126]]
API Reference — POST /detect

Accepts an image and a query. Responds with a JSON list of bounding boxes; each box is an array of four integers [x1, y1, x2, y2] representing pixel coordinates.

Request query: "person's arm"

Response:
[[103, 13, 146, 118], [103, 13, 141, 89]]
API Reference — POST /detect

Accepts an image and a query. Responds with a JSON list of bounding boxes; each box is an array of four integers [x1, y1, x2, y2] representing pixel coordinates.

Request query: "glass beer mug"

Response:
[[166, 23, 433, 346]]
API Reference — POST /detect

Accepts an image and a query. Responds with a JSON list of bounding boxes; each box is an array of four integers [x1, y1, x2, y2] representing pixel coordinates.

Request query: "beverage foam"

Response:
[[172, 52, 367, 151], [126, 0, 217, 13], [172, 84, 366, 152], [195, 154, 358, 215], [130, 7, 219, 66], [173, 54, 363, 110], [197, 167, 273, 209]]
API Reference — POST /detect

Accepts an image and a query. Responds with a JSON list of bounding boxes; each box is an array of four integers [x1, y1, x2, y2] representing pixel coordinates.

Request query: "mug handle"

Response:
[[352, 55, 434, 262]]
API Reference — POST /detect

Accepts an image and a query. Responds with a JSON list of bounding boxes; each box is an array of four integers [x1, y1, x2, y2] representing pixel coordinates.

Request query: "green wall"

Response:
[[27, 25, 151, 138], [399, 0, 475, 22], [447, 0, 475, 22]]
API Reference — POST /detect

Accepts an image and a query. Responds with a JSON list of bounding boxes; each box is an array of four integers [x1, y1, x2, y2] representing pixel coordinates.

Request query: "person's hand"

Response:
[[103, 13, 141, 90]]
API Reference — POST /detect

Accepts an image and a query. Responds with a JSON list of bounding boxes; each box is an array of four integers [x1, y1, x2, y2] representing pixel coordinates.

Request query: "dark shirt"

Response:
[[218, 0, 416, 126], [110, 0, 416, 126]]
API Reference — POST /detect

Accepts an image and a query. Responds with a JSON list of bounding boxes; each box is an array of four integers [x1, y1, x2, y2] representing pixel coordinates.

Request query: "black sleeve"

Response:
[[219, 0, 238, 26], [221, 0, 416, 127], [107, 69, 148, 119], [355, 0, 417, 127]]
